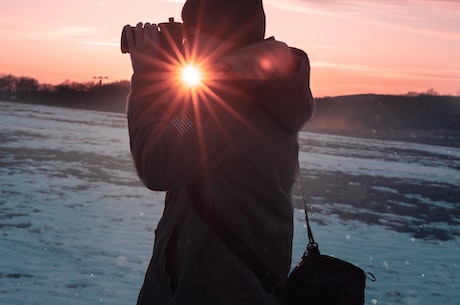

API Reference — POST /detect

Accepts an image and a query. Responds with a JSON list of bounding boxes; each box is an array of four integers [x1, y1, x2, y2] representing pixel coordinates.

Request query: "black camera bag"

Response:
[[284, 239, 367, 305]]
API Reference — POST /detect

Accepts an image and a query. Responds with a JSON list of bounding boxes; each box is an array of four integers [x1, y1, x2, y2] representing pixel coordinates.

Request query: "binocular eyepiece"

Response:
[[120, 17, 182, 55]]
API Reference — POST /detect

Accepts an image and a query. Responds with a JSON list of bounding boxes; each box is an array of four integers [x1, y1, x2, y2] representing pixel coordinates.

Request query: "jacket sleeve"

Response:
[[215, 41, 315, 134], [127, 69, 233, 191], [254, 47, 315, 134]]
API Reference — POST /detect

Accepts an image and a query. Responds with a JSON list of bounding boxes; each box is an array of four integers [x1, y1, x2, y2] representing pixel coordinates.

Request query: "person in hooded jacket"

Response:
[[125, 0, 315, 304]]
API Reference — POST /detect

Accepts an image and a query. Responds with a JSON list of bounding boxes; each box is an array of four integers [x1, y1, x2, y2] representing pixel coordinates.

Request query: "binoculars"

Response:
[[120, 17, 182, 55]]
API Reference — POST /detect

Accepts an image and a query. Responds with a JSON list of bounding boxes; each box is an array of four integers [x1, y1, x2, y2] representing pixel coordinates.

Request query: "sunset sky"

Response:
[[1, 0, 459, 97]]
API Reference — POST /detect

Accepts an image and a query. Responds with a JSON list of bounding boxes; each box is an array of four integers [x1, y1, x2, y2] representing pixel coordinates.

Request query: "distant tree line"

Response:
[[306, 94, 460, 131], [0, 73, 130, 113]]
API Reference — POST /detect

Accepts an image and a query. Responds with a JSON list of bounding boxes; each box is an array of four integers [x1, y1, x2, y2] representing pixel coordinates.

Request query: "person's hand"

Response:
[[124, 23, 161, 72]]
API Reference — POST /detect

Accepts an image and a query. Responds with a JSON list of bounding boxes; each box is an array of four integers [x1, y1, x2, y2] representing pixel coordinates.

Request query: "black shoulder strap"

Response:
[[186, 181, 280, 292], [296, 160, 321, 256]]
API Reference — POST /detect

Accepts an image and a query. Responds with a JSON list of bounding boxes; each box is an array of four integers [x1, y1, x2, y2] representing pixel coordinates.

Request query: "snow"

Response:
[[298, 132, 460, 184], [1, 101, 459, 304]]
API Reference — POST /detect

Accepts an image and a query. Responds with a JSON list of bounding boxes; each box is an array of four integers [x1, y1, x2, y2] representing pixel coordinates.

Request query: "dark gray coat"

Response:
[[127, 39, 314, 305]]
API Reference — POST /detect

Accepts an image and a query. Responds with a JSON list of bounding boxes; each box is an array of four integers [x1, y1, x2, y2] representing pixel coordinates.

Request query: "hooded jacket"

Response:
[[127, 38, 314, 305]]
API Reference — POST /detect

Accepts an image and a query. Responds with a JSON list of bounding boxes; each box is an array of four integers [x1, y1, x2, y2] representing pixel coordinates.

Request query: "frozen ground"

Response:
[[0, 101, 459, 305]]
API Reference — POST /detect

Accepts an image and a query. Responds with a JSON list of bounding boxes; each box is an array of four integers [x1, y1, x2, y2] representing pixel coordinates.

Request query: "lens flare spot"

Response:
[[181, 65, 202, 87]]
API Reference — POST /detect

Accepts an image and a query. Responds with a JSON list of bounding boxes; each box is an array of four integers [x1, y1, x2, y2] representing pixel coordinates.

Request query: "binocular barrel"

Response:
[[120, 17, 182, 54]]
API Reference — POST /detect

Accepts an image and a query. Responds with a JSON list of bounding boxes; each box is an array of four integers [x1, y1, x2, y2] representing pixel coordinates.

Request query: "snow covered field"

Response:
[[1, 100, 459, 305]]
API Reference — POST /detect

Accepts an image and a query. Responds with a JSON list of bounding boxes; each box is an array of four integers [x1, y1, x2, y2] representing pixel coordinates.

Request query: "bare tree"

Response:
[[16, 76, 39, 95], [0, 74, 17, 99]]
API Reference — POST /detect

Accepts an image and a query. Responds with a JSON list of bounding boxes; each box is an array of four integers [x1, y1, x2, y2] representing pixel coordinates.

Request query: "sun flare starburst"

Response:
[[181, 64, 202, 87]]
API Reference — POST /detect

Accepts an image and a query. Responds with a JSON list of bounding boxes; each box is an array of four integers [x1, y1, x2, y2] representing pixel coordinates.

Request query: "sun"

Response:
[[181, 64, 202, 87]]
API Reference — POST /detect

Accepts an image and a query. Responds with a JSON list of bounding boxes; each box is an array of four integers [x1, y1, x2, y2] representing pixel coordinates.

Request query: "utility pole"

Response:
[[93, 76, 109, 86]]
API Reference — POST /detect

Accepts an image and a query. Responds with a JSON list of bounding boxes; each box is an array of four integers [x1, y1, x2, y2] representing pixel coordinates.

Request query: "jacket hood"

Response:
[[181, 0, 266, 49]]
